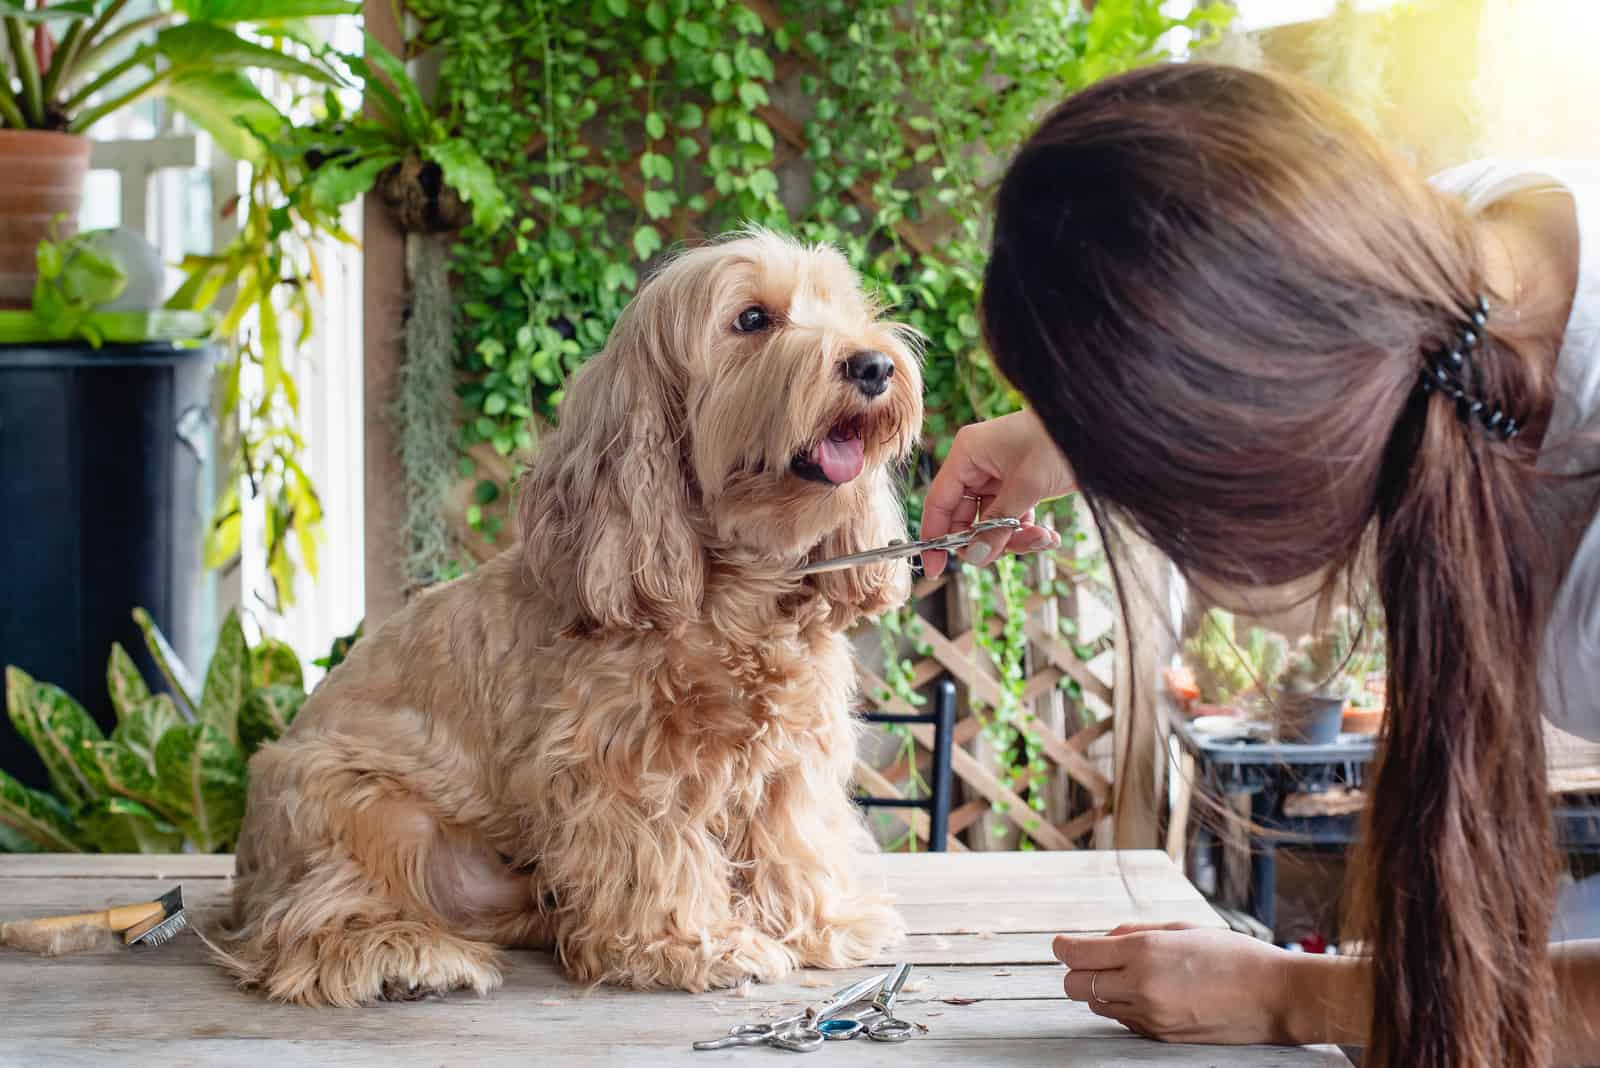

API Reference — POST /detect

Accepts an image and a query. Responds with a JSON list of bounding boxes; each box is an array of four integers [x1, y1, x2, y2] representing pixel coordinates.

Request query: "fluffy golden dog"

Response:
[[216, 230, 924, 1006]]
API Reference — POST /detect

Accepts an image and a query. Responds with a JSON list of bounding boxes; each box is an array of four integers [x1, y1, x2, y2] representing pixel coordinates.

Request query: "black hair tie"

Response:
[[1417, 295, 1520, 441]]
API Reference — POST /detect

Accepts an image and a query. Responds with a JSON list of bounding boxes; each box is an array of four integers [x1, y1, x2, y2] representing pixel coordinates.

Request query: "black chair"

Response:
[[854, 679, 957, 850]]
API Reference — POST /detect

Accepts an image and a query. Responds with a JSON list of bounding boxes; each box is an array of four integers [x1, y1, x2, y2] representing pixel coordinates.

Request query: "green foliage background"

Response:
[[406, 0, 1229, 544]]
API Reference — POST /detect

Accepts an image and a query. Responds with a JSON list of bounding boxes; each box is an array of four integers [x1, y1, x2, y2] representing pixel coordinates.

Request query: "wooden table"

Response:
[[1, 851, 1351, 1067]]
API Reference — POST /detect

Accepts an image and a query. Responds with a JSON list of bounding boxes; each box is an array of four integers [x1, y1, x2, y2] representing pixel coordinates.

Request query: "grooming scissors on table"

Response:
[[691, 964, 916, 1052], [813, 962, 915, 1043], [793, 517, 1023, 575]]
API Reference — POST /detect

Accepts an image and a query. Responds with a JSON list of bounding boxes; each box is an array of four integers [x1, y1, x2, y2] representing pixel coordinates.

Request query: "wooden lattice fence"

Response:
[[850, 520, 1122, 854]]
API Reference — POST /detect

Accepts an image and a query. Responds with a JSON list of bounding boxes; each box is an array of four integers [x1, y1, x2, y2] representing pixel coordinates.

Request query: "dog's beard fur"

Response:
[[214, 230, 922, 1005]]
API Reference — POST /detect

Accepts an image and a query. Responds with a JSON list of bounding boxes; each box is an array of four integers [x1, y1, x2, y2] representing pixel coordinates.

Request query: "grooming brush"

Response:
[[0, 885, 187, 956]]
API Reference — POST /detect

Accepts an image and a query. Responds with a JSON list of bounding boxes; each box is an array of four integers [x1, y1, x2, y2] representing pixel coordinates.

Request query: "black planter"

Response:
[[0, 341, 213, 789]]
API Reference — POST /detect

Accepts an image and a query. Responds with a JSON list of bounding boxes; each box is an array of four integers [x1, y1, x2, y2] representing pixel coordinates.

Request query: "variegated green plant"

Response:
[[0, 607, 324, 854]]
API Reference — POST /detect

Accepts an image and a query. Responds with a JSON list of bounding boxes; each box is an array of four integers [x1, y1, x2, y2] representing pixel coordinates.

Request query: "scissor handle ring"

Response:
[[769, 1026, 826, 1052], [727, 1024, 772, 1037], [818, 1018, 864, 1041], [865, 1016, 916, 1043]]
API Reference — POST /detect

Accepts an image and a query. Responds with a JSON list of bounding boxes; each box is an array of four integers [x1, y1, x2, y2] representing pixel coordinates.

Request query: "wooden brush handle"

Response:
[[28, 901, 162, 934]]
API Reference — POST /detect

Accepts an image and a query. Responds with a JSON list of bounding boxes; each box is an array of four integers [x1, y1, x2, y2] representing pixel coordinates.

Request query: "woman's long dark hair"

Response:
[[983, 62, 1559, 1068]]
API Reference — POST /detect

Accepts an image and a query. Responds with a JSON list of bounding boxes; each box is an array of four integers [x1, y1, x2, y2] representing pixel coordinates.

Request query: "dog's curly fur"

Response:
[[215, 231, 925, 1006]]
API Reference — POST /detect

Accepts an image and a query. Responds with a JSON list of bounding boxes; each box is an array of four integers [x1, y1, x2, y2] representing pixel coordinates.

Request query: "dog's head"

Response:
[[521, 230, 924, 633]]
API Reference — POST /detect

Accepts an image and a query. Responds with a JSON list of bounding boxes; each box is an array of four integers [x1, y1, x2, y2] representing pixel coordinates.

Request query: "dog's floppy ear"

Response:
[[519, 308, 704, 634], [809, 467, 913, 628]]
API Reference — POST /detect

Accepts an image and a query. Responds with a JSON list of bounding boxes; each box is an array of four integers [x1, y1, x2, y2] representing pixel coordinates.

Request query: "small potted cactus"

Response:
[[1179, 608, 1290, 720], [1277, 607, 1377, 744]]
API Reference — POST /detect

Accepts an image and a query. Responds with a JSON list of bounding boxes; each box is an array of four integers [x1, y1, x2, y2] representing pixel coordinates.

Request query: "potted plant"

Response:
[[285, 35, 510, 234], [0, 0, 356, 305], [1180, 607, 1290, 721], [1278, 607, 1378, 744]]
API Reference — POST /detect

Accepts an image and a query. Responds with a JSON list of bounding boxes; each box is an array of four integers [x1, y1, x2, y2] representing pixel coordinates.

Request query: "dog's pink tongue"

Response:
[[814, 434, 865, 484]]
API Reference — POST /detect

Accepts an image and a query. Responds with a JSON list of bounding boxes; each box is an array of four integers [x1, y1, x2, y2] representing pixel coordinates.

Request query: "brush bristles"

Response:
[[131, 911, 188, 947]]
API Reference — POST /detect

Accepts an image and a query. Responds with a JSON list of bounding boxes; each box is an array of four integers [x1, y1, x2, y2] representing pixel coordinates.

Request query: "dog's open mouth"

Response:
[[792, 418, 866, 486]]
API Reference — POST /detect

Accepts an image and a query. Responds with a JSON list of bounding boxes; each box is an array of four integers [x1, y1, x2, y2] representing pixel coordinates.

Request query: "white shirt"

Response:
[[1432, 160, 1600, 740]]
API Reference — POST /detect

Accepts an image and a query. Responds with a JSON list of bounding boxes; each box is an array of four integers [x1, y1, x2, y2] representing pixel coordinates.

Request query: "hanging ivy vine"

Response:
[[405, 0, 1230, 838]]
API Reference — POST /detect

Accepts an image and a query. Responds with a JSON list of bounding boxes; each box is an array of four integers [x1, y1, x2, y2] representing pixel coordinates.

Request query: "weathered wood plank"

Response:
[[0, 957, 1347, 1065], [0, 882, 1219, 937], [3, 1037, 1354, 1068], [0, 845, 1192, 882], [0, 853, 236, 878]]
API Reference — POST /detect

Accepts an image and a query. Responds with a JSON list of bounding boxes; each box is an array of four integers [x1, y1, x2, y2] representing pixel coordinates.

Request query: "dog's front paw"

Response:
[[798, 899, 906, 969], [702, 927, 798, 990]]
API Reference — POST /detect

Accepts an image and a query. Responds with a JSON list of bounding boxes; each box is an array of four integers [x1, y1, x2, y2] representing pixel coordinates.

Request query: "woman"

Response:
[[918, 63, 1600, 1067]]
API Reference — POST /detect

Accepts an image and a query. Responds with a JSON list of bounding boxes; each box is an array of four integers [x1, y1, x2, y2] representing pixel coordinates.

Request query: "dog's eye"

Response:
[[734, 305, 771, 334]]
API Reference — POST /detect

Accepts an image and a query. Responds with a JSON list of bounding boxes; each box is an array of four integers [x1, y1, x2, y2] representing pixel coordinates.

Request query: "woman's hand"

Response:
[[1054, 923, 1307, 1046], [919, 410, 1075, 578]]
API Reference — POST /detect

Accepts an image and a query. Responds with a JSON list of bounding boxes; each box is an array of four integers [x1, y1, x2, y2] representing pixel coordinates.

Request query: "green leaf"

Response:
[[163, 70, 286, 163], [604, 0, 625, 17], [132, 608, 199, 718], [154, 724, 247, 853], [90, 737, 175, 825], [0, 0, 96, 23], [361, 31, 430, 136], [313, 623, 363, 671], [106, 643, 151, 724], [678, 20, 709, 47], [156, 23, 339, 84], [644, 0, 666, 31], [307, 153, 394, 216], [240, 685, 305, 755], [171, 0, 359, 19], [643, 188, 674, 219], [0, 822, 42, 853], [198, 610, 249, 745], [644, 111, 666, 140], [251, 640, 304, 691], [203, 506, 243, 570], [6, 668, 106, 812], [111, 695, 184, 775], [737, 81, 769, 110], [0, 769, 82, 852], [632, 225, 662, 261], [77, 796, 183, 853], [421, 141, 510, 231]]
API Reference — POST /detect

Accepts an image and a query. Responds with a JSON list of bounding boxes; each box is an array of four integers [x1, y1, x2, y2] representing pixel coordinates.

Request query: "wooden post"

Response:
[[362, 0, 408, 629]]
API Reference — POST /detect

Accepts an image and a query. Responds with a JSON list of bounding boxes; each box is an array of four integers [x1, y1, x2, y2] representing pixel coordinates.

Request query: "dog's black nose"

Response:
[[844, 350, 894, 397]]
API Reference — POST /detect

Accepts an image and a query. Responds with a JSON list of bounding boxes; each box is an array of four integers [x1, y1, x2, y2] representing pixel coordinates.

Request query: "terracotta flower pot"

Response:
[[1342, 705, 1383, 735], [0, 130, 92, 310]]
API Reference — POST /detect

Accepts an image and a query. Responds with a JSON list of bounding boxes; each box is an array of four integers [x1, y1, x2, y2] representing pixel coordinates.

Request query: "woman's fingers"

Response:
[[1063, 967, 1133, 1005], [1105, 922, 1199, 937], [1053, 933, 1134, 971], [961, 487, 1051, 567]]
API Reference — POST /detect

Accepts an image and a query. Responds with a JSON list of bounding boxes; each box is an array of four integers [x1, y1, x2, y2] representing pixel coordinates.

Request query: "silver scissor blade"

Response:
[[793, 518, 1022, 576], [793, 545, 921, 575], [813, 974, 890, 1022]]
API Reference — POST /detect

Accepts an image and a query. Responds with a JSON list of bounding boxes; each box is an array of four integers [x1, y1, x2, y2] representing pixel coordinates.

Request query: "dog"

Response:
[[216, 230, 925, 1006]]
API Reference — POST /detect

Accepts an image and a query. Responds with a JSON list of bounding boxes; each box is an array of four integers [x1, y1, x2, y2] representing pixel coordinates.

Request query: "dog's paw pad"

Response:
[[380, 979, 445, 1003]]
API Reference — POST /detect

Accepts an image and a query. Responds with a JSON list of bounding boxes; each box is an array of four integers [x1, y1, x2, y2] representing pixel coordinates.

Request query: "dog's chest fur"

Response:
[[493, 579, 859, 850]]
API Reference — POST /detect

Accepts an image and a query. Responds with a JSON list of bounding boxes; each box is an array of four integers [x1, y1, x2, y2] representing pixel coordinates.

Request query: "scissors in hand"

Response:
[[691, 972, 888, 1053], [794, 518, 1023, 576]]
